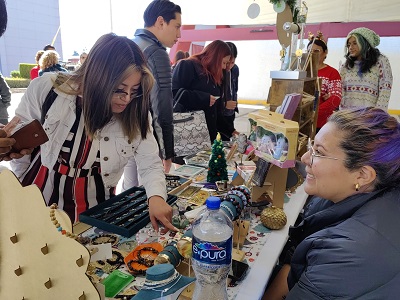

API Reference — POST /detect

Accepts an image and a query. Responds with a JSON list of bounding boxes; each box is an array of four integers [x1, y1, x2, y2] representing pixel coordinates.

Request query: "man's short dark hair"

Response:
[[0, 0, 7, 37], [143, 0, 181, 27], [44, 44, 56, 51]]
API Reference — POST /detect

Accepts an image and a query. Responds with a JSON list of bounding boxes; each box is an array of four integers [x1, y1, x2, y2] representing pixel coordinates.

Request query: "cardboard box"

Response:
[[251, 111, 299, 168], [277, 93, 302, 120]]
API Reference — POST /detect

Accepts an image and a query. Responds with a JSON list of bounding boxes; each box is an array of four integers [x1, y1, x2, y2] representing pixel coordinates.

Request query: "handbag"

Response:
[[173, 89, 211, 157]]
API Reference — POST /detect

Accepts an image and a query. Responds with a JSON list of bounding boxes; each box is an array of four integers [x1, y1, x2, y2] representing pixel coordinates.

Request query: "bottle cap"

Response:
[[206, 196, 221, 210]]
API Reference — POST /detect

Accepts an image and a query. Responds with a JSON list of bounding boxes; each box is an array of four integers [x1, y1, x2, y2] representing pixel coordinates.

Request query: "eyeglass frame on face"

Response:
[[113, 85, 143, 102], [307, 138, 345, 166]]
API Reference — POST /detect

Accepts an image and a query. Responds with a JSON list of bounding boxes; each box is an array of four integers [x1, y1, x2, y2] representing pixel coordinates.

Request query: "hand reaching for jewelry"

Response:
[[148, 196, 179, 233]]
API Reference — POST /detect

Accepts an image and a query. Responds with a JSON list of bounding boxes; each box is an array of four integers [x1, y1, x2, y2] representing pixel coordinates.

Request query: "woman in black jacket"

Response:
[[172, 40, 238, 144]]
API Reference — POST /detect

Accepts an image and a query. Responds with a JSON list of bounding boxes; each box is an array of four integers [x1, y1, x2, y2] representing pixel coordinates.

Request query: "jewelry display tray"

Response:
[[79, 187, 177, 238]]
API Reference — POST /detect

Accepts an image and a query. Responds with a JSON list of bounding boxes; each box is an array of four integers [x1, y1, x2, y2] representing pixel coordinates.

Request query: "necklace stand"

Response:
[[0, 169, 99, 300]]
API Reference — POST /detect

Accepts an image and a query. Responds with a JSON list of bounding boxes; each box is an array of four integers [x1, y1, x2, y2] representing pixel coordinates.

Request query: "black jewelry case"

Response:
[[79, 186, 177, 237]]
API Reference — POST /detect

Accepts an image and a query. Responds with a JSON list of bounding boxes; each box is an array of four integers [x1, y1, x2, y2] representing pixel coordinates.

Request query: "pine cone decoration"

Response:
[[260, 206, 287, 230]]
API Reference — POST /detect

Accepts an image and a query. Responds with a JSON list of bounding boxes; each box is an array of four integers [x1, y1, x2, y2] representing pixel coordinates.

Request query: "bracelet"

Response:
[[137, 247, 159, 267], [154, 253, 171, 265], [106, 250, 124, 266], [162, 248, 181, 266], [221, 203, 235, 220], [225, 195, 243, 217], [126, 259, 147, 275], [91, 234, 119, 246]]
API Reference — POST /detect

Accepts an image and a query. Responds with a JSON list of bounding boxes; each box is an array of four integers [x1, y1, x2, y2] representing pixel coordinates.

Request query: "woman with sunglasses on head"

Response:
[[264, 107, 400, 300], [10, 33, 177, 232], [307, 31, 342, 132]]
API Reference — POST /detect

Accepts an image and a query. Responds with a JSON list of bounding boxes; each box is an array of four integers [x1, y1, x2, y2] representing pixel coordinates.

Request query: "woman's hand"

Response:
[[210, 95, 219, 107], [225, 100, 237, 110], [0, 129, 14, 156], [148, 195, 179, 233], [0, 130, 34, 161]]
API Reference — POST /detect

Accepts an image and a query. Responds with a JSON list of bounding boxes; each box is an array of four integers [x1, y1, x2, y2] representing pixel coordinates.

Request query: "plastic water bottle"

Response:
[[191, 196, 233, 300]]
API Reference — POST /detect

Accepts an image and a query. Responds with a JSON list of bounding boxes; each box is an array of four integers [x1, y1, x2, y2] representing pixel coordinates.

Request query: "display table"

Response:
[[74, 184, 308, 300], [233, 185, 307, 300]]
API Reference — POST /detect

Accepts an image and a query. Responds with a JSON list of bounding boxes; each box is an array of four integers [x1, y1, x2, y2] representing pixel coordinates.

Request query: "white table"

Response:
[[234, 184, 308, 300]]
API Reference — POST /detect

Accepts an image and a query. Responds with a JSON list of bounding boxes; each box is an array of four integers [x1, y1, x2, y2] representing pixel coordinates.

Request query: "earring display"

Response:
[[79, 187, 177, 237], [0, 169, 99, 299]]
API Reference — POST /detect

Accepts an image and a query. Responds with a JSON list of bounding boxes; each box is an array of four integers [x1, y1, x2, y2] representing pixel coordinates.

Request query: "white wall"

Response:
[[227, 37, 399, 111]]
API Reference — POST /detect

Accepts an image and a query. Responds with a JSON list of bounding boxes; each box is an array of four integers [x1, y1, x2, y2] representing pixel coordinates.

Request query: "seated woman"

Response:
[[172, 40, 238, 144], [11, 33, 177, 232], [38, 50, 67, 76], [263, 107, 400, 299]]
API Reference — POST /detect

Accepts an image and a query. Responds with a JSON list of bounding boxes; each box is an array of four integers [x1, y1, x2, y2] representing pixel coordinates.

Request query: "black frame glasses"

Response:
[[113, 85, 143, 101], [307, 138, 344, 166]]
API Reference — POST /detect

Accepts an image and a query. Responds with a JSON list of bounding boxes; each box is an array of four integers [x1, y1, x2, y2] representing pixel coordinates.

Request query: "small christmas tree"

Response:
[[207, 132, 228, 183]]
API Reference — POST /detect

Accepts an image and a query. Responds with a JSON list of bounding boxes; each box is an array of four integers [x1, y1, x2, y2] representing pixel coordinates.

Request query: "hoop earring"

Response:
[[355, 183, 360, 191]]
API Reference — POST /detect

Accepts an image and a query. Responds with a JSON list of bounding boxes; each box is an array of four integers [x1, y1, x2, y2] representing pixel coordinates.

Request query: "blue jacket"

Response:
[[286, 188, 400, 299]]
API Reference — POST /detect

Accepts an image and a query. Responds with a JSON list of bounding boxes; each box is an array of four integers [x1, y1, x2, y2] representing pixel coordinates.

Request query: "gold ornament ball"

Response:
[[260, 206, 287, 230]]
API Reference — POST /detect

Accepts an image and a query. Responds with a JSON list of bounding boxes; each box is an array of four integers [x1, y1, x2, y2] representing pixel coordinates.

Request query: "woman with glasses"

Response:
[[10, 33, 178, 232], [307, 31, 342, 131], [264, 107, 400, 299]]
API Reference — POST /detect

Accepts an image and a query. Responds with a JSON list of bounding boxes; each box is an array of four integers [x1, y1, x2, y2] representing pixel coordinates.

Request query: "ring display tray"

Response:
[[79, 187, 177, 237]]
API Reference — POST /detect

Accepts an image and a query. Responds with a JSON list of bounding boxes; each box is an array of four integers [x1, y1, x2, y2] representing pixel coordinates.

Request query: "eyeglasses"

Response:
[[113, 85, 143, 101], [307, 138, 344, 166]]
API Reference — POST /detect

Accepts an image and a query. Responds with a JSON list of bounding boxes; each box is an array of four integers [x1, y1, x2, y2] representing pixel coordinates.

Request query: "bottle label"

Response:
[[192, 236, 232, 265]]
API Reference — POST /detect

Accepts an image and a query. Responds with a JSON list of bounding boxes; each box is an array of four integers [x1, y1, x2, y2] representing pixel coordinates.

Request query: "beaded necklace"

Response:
[[49, 204, 77, 239]]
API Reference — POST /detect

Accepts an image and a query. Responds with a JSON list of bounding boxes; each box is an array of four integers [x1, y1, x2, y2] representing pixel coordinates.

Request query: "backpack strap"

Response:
[[40, 88, 58, 124]]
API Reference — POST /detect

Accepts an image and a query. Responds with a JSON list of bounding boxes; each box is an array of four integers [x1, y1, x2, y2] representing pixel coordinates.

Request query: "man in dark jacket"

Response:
[[123, 0, 181, 189]]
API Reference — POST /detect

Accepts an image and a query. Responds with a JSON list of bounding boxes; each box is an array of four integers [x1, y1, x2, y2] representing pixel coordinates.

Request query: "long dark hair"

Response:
[[0, 0, 7, 37], [189, 40, 231, 85], [54, 33, 153, 141], [343, 33, 381, 75]]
